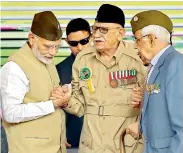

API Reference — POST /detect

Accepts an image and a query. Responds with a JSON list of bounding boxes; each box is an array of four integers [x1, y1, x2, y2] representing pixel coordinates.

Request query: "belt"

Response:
[[85, 105, 140, 117]]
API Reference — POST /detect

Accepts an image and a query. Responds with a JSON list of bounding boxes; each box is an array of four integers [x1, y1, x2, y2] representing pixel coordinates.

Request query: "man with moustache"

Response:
[[56, 18, 92, 149], [127, 10, 183, 153], [52, 4, 145, 153], [0, 11, 69, 153]]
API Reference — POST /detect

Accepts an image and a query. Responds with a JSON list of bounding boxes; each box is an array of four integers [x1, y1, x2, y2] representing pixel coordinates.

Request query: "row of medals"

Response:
[[110, 69, 137, 88]]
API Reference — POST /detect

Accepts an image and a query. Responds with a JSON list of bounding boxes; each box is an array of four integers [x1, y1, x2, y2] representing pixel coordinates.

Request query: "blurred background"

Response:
[[1, 0, 183, 67]]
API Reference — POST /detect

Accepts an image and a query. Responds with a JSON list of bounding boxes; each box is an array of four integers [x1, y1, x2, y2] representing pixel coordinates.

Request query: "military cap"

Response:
[[130, 10, 173, 34], [95, 4, 125, 27], [31, 11, 62, 41]]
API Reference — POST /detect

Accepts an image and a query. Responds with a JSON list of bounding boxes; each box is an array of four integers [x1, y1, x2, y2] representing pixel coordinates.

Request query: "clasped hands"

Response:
[[50, 84, 71, 108], [49, 83, 143, 139]]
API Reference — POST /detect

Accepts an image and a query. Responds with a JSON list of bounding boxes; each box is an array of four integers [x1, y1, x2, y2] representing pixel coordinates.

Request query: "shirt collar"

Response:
[[151, 45, 171, 66]]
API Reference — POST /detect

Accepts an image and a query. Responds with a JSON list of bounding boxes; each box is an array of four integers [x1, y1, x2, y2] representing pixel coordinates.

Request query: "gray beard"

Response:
[[32, 43, 52, 65]]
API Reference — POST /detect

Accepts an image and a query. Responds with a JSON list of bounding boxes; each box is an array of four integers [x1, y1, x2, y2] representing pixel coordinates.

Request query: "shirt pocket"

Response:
[[25, 136, 50, 152], [79, 132, 93, 153], [110, 83, 137, 105], [153, 136, 173, 149]]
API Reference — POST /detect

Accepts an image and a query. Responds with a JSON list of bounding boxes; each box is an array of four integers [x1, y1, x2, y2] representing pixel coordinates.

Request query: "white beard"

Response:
[[32, 43, 52, 65]]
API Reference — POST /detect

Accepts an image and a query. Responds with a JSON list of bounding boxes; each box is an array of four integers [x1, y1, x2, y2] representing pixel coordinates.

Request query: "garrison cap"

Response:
[[95, 4, 125, 27], [31, 11, 62, 41], [130, 10, 173, 34]]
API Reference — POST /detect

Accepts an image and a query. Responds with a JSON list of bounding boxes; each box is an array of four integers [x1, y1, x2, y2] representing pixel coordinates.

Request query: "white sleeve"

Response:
[[0, 61, 55, 123]]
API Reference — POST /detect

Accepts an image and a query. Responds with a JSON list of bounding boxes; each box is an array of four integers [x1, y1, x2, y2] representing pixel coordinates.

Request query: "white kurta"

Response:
[[0, 61, 55, 123]]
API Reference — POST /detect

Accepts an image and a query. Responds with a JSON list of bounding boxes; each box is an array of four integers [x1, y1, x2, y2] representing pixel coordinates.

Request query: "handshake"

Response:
[[49, 84, 72, 108]]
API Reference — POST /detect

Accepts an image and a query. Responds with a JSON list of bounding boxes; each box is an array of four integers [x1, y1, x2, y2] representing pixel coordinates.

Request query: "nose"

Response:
[[49, 48, 58, 56], [93, 29, 101, 38], [77, 43, 83, 51]]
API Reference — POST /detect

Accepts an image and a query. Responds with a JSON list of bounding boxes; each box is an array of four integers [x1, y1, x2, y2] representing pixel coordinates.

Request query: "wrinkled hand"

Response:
[[50, 84, 72, 108], [130, 85, 143, 108], [126, 121, 139, 140], [51, 85, 70, 97]]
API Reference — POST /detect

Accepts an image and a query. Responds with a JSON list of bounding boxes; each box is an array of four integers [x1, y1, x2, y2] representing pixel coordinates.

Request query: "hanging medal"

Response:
[[80, 67, 95, 93], [109, 71, 118, 88]]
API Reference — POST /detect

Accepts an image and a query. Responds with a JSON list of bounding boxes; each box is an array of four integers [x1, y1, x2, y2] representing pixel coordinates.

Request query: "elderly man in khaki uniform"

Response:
[[0, 11, 68, 153], [52, 4, 145, 153]]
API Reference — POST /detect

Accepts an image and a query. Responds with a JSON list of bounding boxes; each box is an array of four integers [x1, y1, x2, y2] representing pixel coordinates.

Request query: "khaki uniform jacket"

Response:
[[3, 43, 66, 153], [65, 41, 145, 153]]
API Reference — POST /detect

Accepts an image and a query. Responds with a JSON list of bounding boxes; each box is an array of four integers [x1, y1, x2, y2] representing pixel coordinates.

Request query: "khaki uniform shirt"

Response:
[[65, 41, 145, 153]]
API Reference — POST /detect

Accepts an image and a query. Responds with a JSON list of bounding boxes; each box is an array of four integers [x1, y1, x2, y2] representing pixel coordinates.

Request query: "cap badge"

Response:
[[134, 16, 138, 22]]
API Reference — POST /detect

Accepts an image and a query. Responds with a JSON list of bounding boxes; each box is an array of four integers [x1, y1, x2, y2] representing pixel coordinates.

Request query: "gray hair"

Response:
[[141, 25, 171, 43]]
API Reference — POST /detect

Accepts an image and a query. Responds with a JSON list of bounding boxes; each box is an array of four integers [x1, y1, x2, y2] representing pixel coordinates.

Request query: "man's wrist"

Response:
[[52, 100, 58, 108], [61, 103, 68, 108]]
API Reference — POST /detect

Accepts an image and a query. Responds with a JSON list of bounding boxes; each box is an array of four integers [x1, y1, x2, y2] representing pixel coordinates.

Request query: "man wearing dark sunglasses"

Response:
[[67, 35, 90, 49], [56, 18, 91, 150]]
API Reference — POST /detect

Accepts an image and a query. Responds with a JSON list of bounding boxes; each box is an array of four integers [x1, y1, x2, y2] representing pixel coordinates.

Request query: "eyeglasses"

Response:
[[133, 35, 149, 44], [35, 35, 62, 51], [67, 36, 90, 47], [91, 26, 121, 34]]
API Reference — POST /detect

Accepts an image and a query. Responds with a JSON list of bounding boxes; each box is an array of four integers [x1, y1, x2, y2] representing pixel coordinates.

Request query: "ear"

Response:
[[117, 28, 126, 41], [28, 33, 35, 46]]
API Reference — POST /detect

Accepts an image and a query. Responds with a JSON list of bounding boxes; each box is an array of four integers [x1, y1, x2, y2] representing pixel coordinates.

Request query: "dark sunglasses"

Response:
[[67, 36, 90, 47]]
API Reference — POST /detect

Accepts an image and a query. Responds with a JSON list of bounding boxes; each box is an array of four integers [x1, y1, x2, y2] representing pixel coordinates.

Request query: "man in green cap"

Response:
[[0, 11, 69, 153], [127, 10, 183, 153], [51, 4, 145, 153]]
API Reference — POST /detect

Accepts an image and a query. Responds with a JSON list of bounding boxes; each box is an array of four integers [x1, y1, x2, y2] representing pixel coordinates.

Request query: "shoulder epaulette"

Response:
[[76, 46, 95, 60]]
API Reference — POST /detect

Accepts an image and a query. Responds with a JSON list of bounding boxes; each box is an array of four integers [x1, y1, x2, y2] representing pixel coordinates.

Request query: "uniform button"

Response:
[[102, 132, 106, 135], [145, 139, 148, 143], [103, 117, 105, 120], [102, 101, 106, 104]]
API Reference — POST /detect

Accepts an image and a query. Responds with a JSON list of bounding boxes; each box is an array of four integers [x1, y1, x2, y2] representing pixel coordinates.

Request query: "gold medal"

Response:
[[110, 80, 118, 88]]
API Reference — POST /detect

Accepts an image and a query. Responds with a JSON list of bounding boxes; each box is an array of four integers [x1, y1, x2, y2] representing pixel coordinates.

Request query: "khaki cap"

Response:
[[31, 11, 62, 41], [130, 10, 173, 34]]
